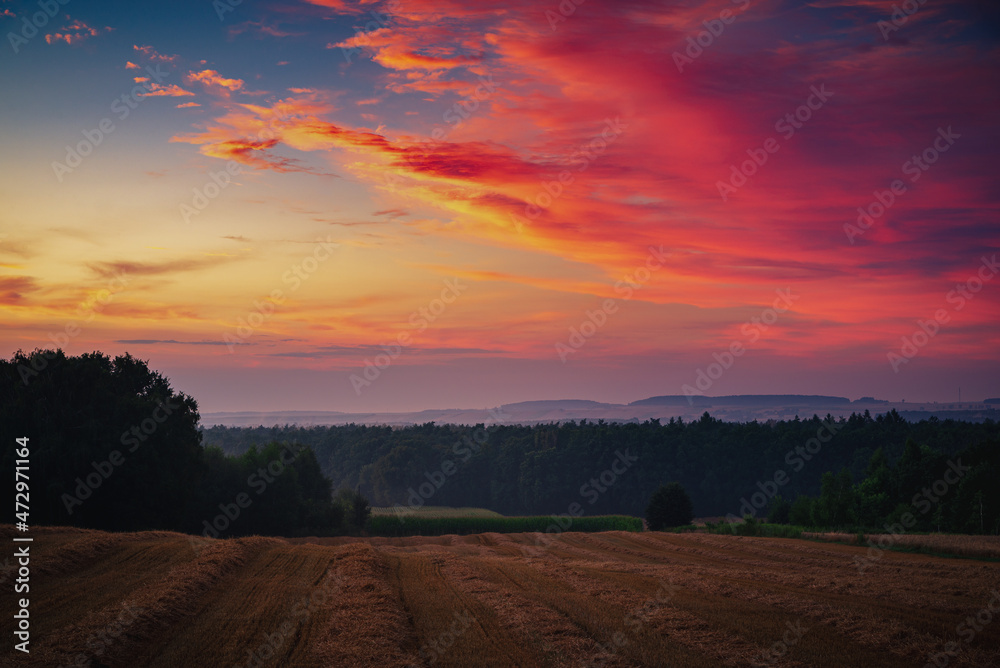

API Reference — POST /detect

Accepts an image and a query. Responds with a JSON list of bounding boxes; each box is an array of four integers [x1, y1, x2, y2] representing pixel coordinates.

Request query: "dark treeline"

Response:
[[771, 437, 1000, 534], [5, 350, 997, 537], [1, 350, 365, 537], [202, 412, 1000, 531]]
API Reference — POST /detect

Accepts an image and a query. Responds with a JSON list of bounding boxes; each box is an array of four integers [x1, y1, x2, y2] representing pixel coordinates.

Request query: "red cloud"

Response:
[[302, 0, 375, 12], [171, 0, 1000, 363]]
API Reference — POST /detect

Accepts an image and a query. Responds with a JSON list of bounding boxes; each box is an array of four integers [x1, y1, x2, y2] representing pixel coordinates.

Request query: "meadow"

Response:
[[4, 524, 999, 667]]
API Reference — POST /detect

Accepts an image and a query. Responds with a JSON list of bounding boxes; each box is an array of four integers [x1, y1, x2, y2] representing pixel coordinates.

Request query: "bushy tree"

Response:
[[767, 494, 791, 524], [337, 488, 371, 533], [646, 482, 694, 530], [0, 349, 351, 538], [0, 349, 203, 531], [789, 496, 814, 526]]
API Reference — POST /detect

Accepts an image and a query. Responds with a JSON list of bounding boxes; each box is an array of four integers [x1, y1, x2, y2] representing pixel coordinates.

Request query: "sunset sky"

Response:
[[1, 0, 998, 412]]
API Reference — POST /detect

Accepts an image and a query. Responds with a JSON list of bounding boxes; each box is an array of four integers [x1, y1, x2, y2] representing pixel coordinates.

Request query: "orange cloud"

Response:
[[143, 84, 195, 98], [132, 44, 178, 63], [330, 27, 482, 72], [0, 276, 39, 305], [187, 69, 245, 93], [177, 102, 201, 108], [88, 256, 243, 280], [45, 20, 111, 46]]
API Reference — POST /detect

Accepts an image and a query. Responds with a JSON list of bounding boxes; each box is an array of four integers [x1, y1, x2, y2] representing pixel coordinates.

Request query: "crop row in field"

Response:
[[367, 514, 643, 536], [9, 524, 999, 667]]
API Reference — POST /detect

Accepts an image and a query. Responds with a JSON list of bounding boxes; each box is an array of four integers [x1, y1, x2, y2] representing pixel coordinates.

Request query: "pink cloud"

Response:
[[133, 44, 178, 63], [45, 19, 111, 46], [171, 0, 1000, 367]]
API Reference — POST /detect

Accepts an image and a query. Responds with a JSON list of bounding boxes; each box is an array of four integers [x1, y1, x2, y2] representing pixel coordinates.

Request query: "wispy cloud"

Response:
[[45, 19, 111, 46]]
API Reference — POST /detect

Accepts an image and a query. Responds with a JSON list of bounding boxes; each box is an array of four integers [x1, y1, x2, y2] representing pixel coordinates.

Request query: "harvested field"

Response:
[[3, 525, 999, 667]]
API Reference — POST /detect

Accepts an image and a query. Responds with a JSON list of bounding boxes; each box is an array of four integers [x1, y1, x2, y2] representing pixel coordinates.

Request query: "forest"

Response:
[[3, 349, 998, 537], [202, 408, 1000, 534]]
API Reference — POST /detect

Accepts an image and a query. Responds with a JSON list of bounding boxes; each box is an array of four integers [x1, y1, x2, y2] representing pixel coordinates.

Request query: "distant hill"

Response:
[[630, 394, 851, 407], [500, 399, 615, 410], [202, 394, 1000, 427]]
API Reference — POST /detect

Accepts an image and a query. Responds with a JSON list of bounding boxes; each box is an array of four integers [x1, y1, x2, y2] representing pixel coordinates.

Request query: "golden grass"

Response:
[[3, 525, 999, 667], [310, 544, 419, 667]]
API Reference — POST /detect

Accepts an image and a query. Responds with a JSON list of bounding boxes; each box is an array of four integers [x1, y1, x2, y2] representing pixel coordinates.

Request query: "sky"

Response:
[[1, 0, 998, 413]]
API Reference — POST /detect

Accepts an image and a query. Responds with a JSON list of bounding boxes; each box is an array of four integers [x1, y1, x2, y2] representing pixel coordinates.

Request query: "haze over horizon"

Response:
[[2, 0, 998, 414]]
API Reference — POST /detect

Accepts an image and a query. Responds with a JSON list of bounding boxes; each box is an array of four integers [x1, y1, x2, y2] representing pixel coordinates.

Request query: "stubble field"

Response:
[[2, 525, 999, 667]]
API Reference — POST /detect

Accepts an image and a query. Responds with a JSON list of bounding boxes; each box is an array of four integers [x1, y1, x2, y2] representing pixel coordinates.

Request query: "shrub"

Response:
[[646, 482, 694, 530]]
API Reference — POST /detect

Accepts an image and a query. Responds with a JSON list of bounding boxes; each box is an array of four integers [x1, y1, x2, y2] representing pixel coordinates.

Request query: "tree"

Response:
[[814, 469, 857, 528], [767, 495, 791, 524], [646, 482, 694, 530], [337, 488, 371, 534], [0, 349, 347, 538], [0, 349, 203, 531], [789, 496, 814, 526]]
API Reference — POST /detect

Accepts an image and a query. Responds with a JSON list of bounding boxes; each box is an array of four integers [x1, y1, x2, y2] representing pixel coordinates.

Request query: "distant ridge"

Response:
[[500, 399, 615, 409], [630, 394, 851, 407], [201, 394, 998, 427]]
